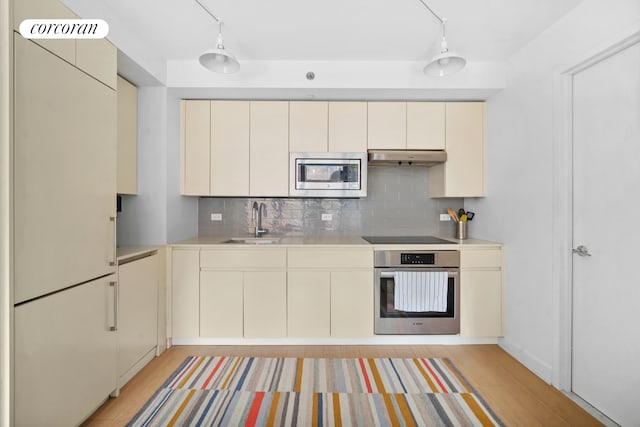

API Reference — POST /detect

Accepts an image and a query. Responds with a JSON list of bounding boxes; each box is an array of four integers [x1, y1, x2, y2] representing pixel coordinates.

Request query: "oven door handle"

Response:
[[380, 272, 396, 278]]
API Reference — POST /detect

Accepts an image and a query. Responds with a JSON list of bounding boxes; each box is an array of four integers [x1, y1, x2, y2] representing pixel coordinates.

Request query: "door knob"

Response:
[[572, 245, 592, 257]]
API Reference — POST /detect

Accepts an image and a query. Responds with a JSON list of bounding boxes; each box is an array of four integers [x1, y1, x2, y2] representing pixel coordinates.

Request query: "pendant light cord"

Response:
[[195, 0, 223, 33], [416, 0, 444, 24]]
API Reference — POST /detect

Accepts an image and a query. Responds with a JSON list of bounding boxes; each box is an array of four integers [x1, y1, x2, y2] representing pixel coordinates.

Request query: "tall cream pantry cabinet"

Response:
[[11, 0, 119, 424]]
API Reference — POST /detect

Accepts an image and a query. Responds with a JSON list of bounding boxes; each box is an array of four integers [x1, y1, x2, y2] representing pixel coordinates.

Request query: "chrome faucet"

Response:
[[252, 201, 268, 238]]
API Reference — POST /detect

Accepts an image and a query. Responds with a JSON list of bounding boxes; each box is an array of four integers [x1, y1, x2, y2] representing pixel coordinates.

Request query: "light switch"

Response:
[[321, 213, 332, 221], [211, 213, 222, 221], [440, 213, 451, 221]]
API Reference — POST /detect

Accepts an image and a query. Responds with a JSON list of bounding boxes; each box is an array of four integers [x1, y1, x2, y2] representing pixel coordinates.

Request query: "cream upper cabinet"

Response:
[[117, 76, 138, 195], [211, 100, 250, 196], [290, 101, 368, 153], [250, 101, 289, 196], [459, 248, 504, 338], [429, 102, 485, 197], [181, 100, 210, 196], [14, 35, 116, 303], [328, 102, 368, 152], [367, 102, 407, 149], [76, 38, 118, 89], [289, 101, 328, 152], [14, 0, 117, 88], [13, 0, 76, 64], [406, 102, 445, 150]]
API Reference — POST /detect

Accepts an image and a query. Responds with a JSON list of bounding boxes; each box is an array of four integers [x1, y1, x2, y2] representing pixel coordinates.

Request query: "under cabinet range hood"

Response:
[[368, 150, 447, 166]]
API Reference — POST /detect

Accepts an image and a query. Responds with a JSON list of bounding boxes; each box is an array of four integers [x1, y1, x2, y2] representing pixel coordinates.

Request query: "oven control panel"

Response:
[[400, 253, 435, 265]]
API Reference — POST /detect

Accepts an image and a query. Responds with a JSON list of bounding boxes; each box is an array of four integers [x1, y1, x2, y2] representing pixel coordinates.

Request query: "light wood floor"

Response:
[[82, 345, 602, 426]]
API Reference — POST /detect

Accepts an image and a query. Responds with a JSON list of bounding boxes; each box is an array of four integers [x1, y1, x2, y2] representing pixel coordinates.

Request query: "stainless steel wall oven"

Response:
[[374, 250, 460, 335]]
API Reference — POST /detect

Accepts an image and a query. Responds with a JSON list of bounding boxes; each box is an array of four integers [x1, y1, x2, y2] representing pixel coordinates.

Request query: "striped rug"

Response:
[[128, 356, 503, 426]]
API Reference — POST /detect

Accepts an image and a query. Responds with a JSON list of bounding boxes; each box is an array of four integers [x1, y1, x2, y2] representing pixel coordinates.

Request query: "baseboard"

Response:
[[499, 337, 553, 383], [117, 346, 158, 389], [171, 336, 499, 346]]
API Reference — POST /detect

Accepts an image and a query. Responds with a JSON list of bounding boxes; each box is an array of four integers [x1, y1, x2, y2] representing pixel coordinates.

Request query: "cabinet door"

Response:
[[181, 100, 210, 195], [13, 0, 76, 64], [460, 270, 503, 337], [211, 101, 250, 196], [250, 101, 289, 196], [367, 102, 406, 149], [14, 35, 116, 303], [200, 271, 243, 337], [117, 76, 138, 195], [289, 101, 328, 152], [429, 103, 485, 197], [244, 271, 287, 337], [15, 276, 117, 427], [331, 271, 374, 337], [118, 255, 158, 378], [406, 102, 445, 150], [328, 102, 368, 152], [287, 271, 330, 337], [76, 38, 117, 89], [171, 249, 200, 338]]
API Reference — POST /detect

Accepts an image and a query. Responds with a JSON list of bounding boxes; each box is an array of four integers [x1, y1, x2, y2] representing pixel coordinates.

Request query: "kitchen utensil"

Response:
[[466, 211, 475, 220], [447, 208, 459, 222], [460, 214, 468, 222], [458, 208, 465, 218]]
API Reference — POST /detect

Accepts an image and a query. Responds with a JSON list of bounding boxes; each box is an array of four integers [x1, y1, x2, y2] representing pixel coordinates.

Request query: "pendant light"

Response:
[[417, 0, 466, 77], [195, 0, 240, 73]]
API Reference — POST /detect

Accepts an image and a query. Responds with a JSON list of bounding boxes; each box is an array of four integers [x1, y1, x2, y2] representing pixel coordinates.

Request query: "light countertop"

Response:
[[170, 235, 502, 248], [116, 245, 160, 263]]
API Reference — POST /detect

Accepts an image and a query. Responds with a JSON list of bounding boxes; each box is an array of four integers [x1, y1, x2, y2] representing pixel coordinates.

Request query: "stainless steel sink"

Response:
[[223, 237, 280, 244]]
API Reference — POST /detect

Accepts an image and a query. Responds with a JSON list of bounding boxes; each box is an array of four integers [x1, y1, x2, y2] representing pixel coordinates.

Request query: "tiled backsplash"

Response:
[[198, 167, 463, 237]]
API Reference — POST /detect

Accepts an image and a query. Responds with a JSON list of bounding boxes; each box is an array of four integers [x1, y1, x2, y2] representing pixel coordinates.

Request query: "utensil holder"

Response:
[[455, 222, 468, 240]]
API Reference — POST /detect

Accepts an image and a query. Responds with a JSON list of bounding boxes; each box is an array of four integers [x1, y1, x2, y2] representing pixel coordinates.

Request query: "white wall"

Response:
[[466, 0, 640, 383], [117, 87, 197, 245]]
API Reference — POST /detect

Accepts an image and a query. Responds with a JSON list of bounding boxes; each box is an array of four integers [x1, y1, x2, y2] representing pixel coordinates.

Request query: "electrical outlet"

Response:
[[210, 213, 222, 221], [321, 213, 332, 221], [440, 213, 451, 221]]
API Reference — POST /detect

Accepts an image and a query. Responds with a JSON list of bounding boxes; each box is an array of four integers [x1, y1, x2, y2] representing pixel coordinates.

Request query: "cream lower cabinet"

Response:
[[330, 270, 374, 337], [287, 271, 331, 337], [117, 253, 159, 385], [288, 248, 374, 337], [199, 248, 288, 338], [15, 276, 118, 427], [459, 247, 504, 337], [171, 248, 200, 338], [244, 271, 287, 337], [200, 271, 243, 337]]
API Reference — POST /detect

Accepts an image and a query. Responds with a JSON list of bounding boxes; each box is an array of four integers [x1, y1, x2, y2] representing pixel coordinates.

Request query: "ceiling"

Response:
[[66, 0, 583, 65]]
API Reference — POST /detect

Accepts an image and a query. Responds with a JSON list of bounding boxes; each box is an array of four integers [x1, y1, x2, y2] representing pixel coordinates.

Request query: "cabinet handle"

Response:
[[109, 216, 117, 267], [109, 281, 118, 331]]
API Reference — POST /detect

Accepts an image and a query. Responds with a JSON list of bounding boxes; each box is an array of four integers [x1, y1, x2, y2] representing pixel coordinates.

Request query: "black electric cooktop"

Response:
[[361, 236, 454, 245]]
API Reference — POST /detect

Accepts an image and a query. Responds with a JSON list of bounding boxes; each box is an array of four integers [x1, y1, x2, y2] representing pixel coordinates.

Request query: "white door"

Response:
[[572, 40, 640, 426]]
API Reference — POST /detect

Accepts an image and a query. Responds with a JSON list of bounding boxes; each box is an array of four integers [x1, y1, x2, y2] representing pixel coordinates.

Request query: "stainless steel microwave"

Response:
[[289, 152, 367, 198]]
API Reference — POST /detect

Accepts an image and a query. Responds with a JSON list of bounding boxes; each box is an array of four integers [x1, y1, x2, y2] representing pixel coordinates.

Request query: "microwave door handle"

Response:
[[381, 272, 396, 278]]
